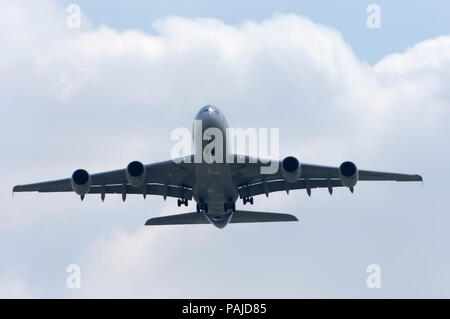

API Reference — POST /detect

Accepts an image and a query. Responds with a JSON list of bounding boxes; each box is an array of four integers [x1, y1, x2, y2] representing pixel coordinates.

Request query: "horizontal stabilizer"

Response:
[[146, 213, 209, 226], [145, 211, 298, 226], [230, 210, 298, 223]]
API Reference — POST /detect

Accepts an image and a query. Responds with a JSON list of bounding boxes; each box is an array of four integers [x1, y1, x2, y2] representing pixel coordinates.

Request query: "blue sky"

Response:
[[1, 0, 449, 298]]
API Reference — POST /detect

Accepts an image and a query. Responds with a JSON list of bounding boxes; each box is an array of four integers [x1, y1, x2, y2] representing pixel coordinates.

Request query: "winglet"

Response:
[[415, 174, 424, 185]]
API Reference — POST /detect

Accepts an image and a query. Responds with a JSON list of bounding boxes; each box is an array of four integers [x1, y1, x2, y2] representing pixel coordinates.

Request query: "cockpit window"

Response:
[[196, 105, 224, 120], [200, 105, 218, 114]]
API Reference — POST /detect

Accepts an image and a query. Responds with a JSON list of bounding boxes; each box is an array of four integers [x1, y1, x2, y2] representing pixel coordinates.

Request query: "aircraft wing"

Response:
[[13, 157, 195, 200], [231, 156, 422, 198], [289, 164, 423, 181], [13, 153, 422, 200]]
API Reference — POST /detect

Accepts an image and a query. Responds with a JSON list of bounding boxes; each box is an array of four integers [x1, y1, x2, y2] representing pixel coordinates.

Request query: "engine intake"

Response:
[[71, 169, 91, 196], [339, 161, 358, 188], [126, 161, 146, 187], [281, 156, 301, 183]]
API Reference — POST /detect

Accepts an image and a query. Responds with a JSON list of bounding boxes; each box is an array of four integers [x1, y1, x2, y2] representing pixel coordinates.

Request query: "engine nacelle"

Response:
[[339, 161, 359, 188], [281, 156, 301, 183], [71, 169, 91, 196], [126, 161, 146, 188]]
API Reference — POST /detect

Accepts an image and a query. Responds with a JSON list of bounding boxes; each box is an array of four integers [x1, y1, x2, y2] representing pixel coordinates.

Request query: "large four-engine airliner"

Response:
[[13, 105, 422, 228]]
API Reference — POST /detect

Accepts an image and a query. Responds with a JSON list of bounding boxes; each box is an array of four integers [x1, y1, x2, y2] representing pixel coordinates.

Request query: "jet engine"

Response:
[[339, 161, 359, 188], [71, 169, 91, 196], [126, 161, 146, 187], [281, 156, 301, 183]]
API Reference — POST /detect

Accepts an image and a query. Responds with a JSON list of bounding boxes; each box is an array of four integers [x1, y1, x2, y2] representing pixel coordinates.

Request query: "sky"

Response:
[[0, 0, 449, 298]]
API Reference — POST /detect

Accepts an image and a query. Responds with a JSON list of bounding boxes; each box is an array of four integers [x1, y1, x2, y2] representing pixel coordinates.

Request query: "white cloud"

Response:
[[0, 273, 32, 298], [71, 224, 211, 298], [1, 0, 449, 298]]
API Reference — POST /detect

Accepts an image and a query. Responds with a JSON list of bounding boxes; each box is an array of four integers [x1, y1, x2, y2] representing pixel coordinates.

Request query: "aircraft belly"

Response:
[[193, 163, 237, 216]]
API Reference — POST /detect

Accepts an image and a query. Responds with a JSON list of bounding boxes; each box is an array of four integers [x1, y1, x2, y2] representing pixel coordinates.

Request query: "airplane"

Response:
[[13, 105, 422, 229]]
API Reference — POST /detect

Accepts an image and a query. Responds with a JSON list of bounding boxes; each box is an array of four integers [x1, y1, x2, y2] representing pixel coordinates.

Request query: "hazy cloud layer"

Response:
[[1, 0, 449, 297]]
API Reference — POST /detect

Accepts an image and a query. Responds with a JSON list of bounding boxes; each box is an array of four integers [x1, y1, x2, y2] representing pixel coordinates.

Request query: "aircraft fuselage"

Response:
[[192, 105, 239, 228]]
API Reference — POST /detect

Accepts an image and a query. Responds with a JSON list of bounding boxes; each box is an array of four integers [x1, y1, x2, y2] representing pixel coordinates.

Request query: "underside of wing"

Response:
[[358, 170, 423, 181], [238, 178, 344, 198], [230, 155, 422, 198], [13, 157, 195, 200]]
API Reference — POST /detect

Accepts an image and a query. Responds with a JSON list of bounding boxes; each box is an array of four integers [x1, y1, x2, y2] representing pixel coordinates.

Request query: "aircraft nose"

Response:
[[195, 105, 221, 119], [194, 105, 224, 131]]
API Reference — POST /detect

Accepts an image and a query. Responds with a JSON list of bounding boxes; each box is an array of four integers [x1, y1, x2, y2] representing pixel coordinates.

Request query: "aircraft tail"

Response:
[[145, 211, 298, 226]]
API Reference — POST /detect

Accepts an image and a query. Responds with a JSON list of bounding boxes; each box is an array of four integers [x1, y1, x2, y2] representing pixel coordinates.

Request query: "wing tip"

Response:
[[396, 174, 423, 182], [281, 214, 299, 222], [274, 213, 298, 222]]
